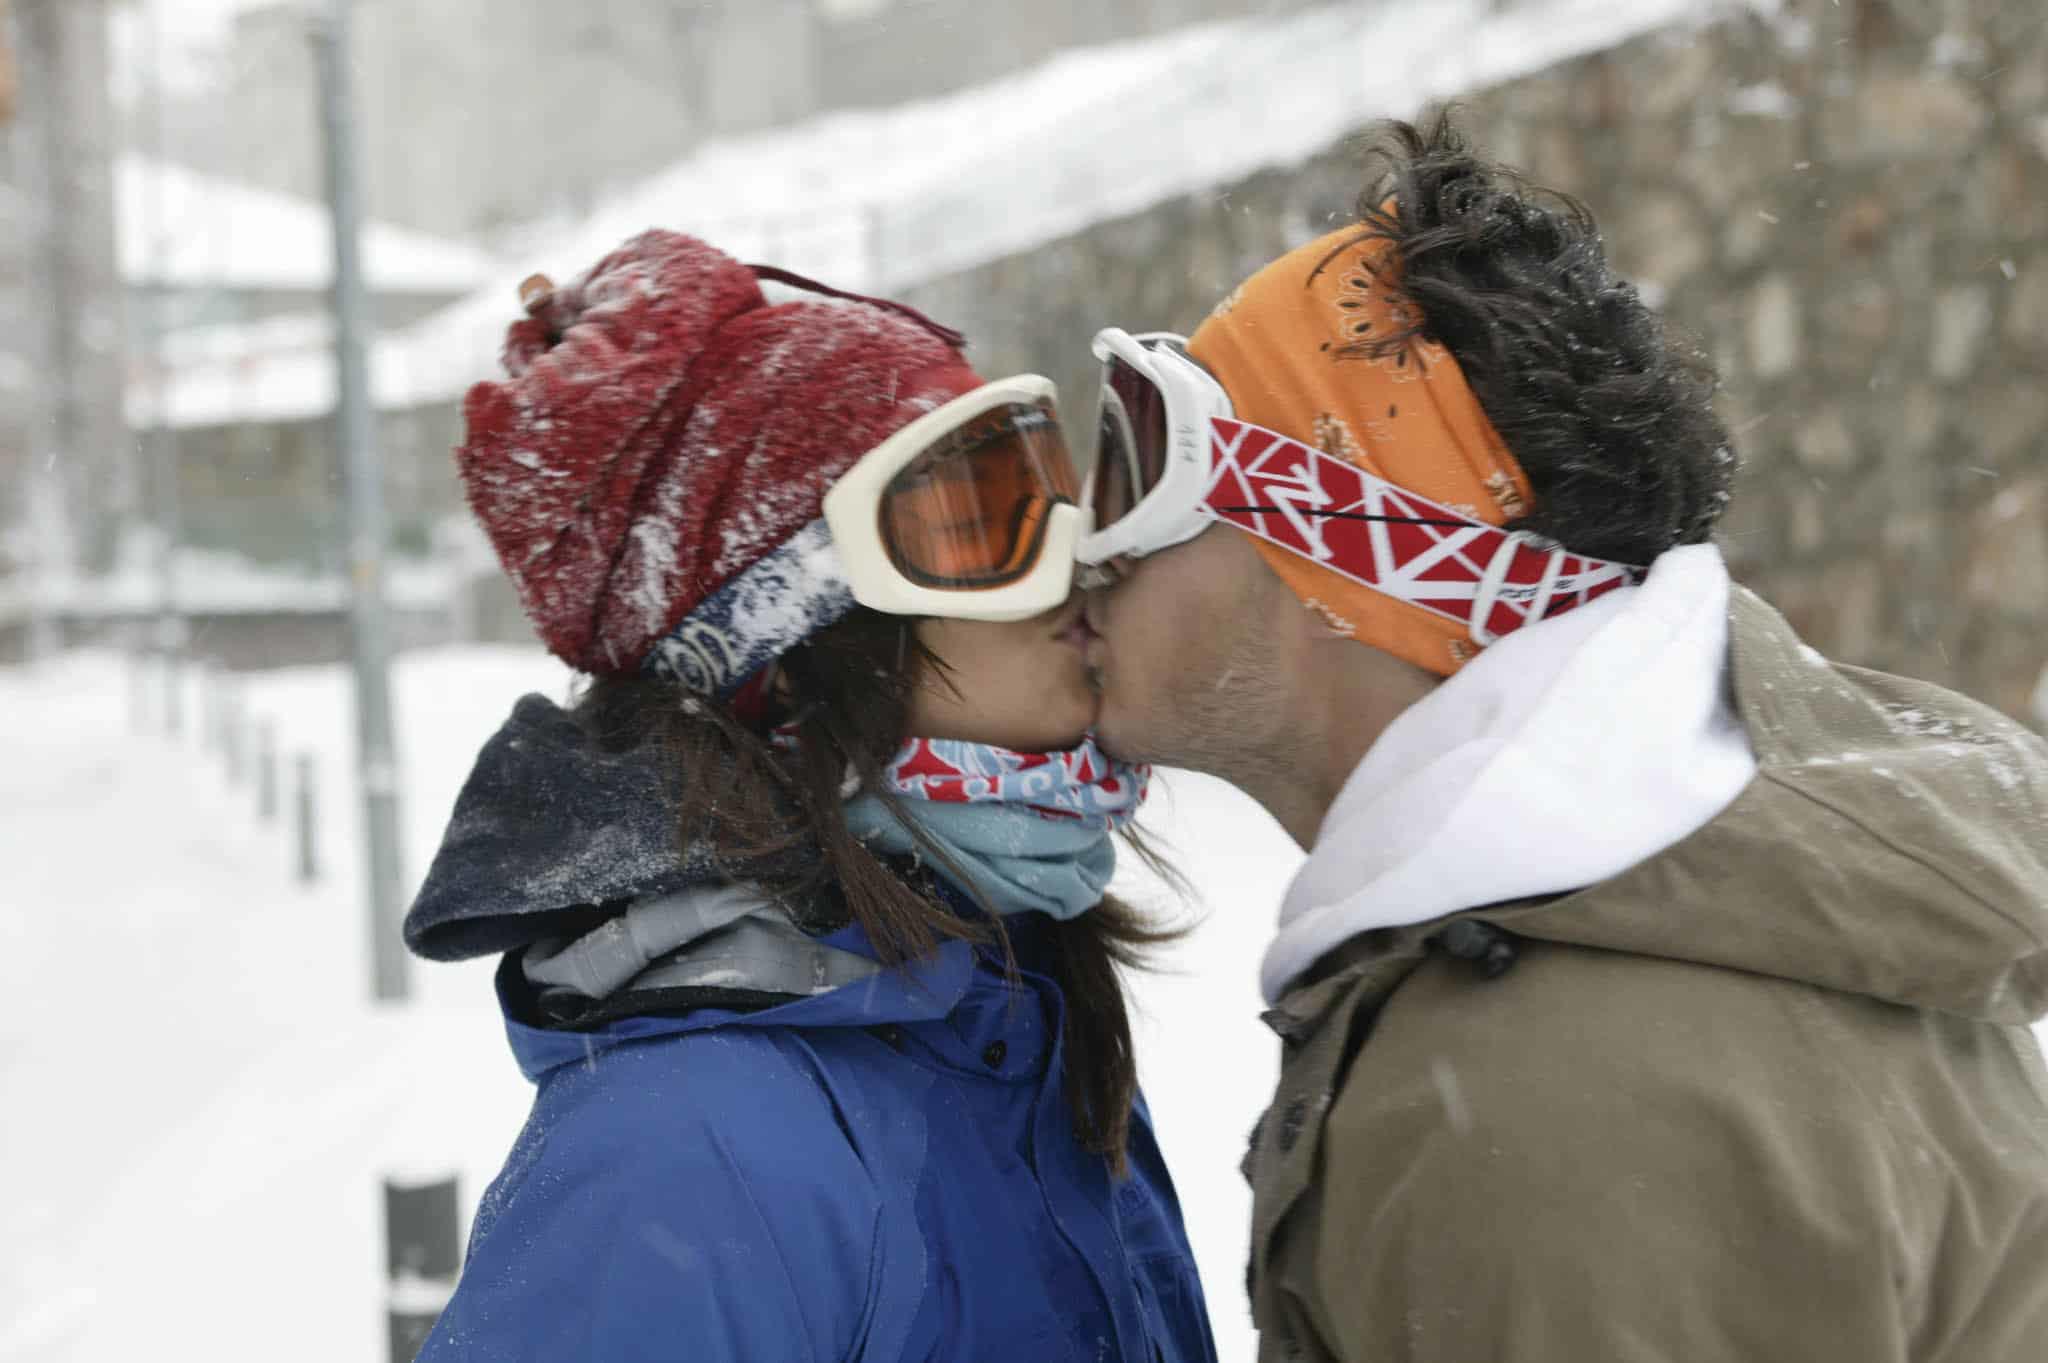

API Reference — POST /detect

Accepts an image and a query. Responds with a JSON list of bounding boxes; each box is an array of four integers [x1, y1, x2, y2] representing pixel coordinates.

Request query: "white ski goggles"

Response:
[[823, 374, 1089, 622], [1076, 328, 1645, 646], [1076, 328, 1230, 566]]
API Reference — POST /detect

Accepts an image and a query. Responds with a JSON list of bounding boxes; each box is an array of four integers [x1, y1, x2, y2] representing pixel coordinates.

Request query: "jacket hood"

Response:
[[1487, 586, 2048, 1025], [403, 693, 816, 962]]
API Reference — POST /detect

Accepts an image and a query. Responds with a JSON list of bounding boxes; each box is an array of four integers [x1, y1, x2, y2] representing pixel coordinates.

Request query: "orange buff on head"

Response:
[[1188, 223, 1535, 676]]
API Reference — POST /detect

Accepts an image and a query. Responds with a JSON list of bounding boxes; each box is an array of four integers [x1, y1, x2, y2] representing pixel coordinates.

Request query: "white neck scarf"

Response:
[[1261, 543, 1758, 1003]]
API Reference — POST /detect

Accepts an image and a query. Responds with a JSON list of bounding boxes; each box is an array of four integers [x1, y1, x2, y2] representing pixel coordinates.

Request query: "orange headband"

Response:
[[1188, 224, 1534, 676]]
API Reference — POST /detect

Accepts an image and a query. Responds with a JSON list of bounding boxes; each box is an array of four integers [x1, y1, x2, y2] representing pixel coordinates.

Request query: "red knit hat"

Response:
[[456, 230, 983, 687]]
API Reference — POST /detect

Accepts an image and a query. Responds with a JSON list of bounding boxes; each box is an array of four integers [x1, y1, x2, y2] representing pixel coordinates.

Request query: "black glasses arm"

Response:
[[1209, 505, 1476, 531]]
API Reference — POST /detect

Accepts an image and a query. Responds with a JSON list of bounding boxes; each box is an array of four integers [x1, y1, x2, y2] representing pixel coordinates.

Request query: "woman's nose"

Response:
[[1074, 556, 1132, 592], [1074, 562, 1116, 591]]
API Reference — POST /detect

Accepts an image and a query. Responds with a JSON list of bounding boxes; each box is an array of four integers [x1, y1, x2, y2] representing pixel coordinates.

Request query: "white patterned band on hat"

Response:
[[1204, 418, 1645, 645], [641, 517, 857, 696]]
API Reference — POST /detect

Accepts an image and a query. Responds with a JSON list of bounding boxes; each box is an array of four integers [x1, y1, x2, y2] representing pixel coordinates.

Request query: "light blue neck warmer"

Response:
[[842, 794, 1117, 920]]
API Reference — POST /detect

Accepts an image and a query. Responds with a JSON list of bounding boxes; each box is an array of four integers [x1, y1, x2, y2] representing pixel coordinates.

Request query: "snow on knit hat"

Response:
[[456, 230, 983, 691]]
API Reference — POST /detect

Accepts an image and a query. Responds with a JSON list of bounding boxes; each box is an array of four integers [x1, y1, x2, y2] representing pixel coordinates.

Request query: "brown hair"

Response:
[[573, 607, 1182, 1174]]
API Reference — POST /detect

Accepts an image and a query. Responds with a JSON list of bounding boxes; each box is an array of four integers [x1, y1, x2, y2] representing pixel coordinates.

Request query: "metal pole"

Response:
[[200, 659, 219, 753], [12, 0, 68, 663], [311, 0, 407, 1001], [161, 647, 183, 741], [127, 626, 149, 732], [256, 720, 278, 820], [295, 752, 319, 884], [142, 0, 186, 733], [13, 0, 125, 653], [222, 682, 245, 786]]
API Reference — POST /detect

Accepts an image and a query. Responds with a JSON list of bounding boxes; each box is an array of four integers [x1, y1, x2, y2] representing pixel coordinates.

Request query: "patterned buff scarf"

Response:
[[843, 737, 1150, 920]]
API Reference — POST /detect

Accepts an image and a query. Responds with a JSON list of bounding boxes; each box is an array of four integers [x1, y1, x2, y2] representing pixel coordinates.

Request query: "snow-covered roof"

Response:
[[117, 155, 502, 296], [156, 311, 332, 367], [1, 536, 460, 620], [141, 0, 1723, 430]]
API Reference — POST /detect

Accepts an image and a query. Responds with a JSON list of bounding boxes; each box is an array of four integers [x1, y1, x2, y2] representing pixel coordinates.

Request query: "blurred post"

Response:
[[256, 720, 278, 820], [222, 682, 245, 786], [11, 0, 128, 655], [312, 0, 408, 1001], [126, 627, 149, 732], [383, 1172, 460, 1362], [199, 660, 219, 753], [155, 619, 185, 737], [159, 646, 182, 740], [141, 0, 187, 734], [294, 752, 318, 883]]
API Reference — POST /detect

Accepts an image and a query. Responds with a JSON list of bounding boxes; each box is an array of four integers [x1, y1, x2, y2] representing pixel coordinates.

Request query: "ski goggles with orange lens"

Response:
[[824, 375, 1089, 621]]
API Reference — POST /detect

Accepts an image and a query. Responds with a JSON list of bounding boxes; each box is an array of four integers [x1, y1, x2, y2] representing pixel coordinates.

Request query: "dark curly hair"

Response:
[[1335, 111, 1736, 565]]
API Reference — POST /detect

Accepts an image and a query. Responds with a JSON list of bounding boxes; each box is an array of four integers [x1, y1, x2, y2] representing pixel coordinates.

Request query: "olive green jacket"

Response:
[[1247, 588, 2048, 1362]]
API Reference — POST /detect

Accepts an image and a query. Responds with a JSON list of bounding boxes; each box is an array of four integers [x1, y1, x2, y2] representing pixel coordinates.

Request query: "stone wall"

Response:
[[901, 0, 2048, 725]]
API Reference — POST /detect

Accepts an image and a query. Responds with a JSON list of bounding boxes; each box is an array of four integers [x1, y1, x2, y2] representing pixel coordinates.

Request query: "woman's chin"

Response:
[[908, 622, 1107, 751], [1052, 661, 1106, 744], [1009, 677, 1100, 752]]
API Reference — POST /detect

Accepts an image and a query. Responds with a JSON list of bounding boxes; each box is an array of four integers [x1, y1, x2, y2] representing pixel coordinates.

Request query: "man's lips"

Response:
[[1075, 599, 1111, 668], [1055, 610, 1097, 650]]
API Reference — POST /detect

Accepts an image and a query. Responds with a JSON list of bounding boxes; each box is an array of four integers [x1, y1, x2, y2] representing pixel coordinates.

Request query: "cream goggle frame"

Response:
[[823, 375, 1089, 621]]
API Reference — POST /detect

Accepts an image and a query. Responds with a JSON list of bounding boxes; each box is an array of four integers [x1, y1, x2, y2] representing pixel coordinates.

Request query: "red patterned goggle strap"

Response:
[[1202, 418, 1644, 645]]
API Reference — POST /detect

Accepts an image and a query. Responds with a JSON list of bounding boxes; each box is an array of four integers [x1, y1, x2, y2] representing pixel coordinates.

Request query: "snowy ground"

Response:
[[0, 647, 1295, 1363]]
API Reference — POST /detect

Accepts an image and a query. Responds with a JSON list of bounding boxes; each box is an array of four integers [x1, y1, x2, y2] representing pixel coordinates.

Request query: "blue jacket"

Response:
[[407, 697, 1216, 1363]]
